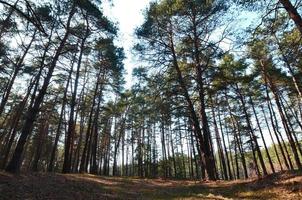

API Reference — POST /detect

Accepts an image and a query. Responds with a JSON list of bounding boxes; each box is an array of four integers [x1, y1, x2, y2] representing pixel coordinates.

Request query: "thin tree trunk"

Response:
[[5, 6, 75, 173], [261, 105, 283, 171], [235, 84, 267, 176], [32, 119, 48, 171], [79, 68, 103, 173], [0, 30, 36, 117], [263, 65, 302, 169], [168, 21, 215, 180], [218, 104, 233, 180], [63, 22, 89, 173], [48, 63, 73, 172], [249, 95, 275, 173], [211, 102, 228, 180]]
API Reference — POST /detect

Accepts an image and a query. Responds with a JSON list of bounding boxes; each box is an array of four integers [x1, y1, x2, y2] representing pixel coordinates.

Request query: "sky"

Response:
[[100, 1, 278, 150], [102, 0, 152, 88], [101, 1, 256, 89]]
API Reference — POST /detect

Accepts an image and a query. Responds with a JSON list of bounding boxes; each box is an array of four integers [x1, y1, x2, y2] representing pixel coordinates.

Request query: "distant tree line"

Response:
[[0, 0, 301, 181]]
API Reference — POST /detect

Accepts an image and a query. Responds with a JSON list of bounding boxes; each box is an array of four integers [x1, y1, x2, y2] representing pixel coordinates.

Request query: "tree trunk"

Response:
[[79, 68, 103, 173], [63, 22, 89, 173], [235, 84, 268, 176], [48, 63, 73, 172], [218, 103, 233, 180], [211, 101, 228, 180], [32, 119, 48, 171], [261, 60, 302, 169], [0, 76, 38, 169], [261, 105, 284, 171], [249, 95, 275, 173], [5, 6, 75, 173], [0, 30, 36, 117], [168, 26, 215, 180], [279, 0, 302, 35]]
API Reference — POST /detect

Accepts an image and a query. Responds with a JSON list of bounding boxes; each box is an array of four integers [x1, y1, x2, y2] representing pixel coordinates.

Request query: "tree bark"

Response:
[[249, 95, 275, 173], [279, 0, 302, 35], [63, 22, 89, 173], [0, 30, 36, 117], [5, 6, 75, 173], [48, 62, 73, 172]]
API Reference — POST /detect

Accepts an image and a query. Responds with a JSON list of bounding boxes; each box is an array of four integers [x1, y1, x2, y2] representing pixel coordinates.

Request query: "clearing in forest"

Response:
[[0, 170, 302, 200]]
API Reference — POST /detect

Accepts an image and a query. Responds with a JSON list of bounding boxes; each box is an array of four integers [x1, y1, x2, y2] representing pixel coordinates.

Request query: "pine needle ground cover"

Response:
[[0, 170, 301, 200]]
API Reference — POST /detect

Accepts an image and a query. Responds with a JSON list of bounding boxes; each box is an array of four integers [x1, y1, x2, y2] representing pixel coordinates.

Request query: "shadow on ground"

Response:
[[0, 170, 301, 199]]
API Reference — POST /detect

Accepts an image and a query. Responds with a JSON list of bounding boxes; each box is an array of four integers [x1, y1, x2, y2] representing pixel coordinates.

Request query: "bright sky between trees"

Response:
[[101, 0, 256, 89], [102, 0, 152, 88]]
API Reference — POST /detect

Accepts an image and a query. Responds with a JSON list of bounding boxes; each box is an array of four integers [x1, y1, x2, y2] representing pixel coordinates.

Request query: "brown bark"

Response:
[[235, 84, 267, 176], [79, 68, 103, 173], [168, 24, 216, 180], [261, 105, 284, 171], [5, 5, 76, 173], [279, 0, 302, 35], [249, 95, 275, 173], [63, 21, 89, 173], [260, 59, 302, 170], [48, 63, 73, 172]]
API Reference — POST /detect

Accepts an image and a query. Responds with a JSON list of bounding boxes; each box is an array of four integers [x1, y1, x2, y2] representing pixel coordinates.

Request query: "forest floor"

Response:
[[0, 170, 302, 200]]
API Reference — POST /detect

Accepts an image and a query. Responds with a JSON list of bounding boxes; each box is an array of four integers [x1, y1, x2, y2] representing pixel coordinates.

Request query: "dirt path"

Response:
[[0, 171, 301, 199]]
